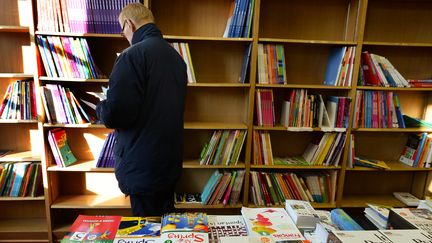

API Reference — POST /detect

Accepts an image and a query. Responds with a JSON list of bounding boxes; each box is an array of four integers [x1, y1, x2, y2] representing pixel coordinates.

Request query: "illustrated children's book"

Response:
[[161, 213, 208, 233], [240, 207, 305, 243], [114, 216, 161, 243], [161, 213, 209, 243], [61, 215, 122, 243]]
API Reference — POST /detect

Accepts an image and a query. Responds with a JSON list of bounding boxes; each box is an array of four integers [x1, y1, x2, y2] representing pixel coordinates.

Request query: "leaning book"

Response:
[[62, 215, 122, 243]]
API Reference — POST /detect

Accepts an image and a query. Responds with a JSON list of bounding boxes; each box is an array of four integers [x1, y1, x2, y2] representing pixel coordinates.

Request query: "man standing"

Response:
[[96, 3, 187, 216]]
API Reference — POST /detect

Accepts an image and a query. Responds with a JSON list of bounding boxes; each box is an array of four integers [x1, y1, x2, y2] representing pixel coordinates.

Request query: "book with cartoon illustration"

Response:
[[61, 215, 122, 242], [240, 207, 305, 242], [161, 213, 209, 243], [114, 216, 161, 243], [161, 213, 208, 233]]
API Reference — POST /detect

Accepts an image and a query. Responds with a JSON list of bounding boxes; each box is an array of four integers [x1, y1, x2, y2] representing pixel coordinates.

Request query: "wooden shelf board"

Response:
[[356, 86, 432, 91], [0, 218, 47, 233], [258, 38, 357, 45], [347, 161, 431, 171], [0, 25, 29, 33], [51, 195, 130, 209], [353, 128, 432, 132], [0, 196, 44, 201], [47, 160, 113, 172], [44, 122, 248, 129], [0, 73, 33, 78], [35, 31, 122, 38], [175, 203, 243, 209], [184, 122, 248, 130], [255, 84, 351, 90], [251, 165, 341, 170], [39, 76, 109, 82], [0, 119, 38, 124], [183, 160, 245, 169], [163, 35, 253, 42], [43, 123, 107, 128], [363, 41, 432, 47], [0, 151, 41, 162], [188, 83, 250, 87], [340, 195, 406, 208]]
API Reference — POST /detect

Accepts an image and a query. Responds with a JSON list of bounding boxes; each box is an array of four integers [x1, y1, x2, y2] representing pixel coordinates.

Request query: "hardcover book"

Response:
[[285, 199, 320, 229]]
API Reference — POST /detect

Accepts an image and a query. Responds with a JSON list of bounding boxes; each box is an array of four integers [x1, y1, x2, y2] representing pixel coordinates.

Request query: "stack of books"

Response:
[[364, 204, 390, 229]]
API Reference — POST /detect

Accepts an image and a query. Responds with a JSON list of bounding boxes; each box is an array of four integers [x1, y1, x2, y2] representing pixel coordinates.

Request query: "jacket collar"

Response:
[[131, 23, 163, 45]]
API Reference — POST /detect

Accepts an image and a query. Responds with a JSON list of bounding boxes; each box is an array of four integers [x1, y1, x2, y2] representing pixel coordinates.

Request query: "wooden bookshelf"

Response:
[[1, 0, 427, 239], [0, 218, 48, 243], [0, 0, 49, 242]]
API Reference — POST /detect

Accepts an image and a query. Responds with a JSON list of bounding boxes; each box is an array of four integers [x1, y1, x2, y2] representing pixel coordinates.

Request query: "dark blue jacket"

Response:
[[96, 23, 187, 195]]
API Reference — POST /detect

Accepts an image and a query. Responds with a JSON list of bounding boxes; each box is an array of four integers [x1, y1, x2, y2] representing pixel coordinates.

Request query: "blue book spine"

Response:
[[324, 47, 346, 86], [414, 132, 428, 167]]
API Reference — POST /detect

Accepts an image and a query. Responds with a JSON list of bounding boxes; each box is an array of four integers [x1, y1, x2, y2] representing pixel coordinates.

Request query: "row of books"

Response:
[[324, 46, 356, 87], [0, 162, 43, 197], [409, 79, 432, 88], [399, 132, 432, 168], [253, 131, 346, 166], [249, 171, 337, 206], [281, 90, 351, 128], [201, 170, 245, 206], [61, 200, 432, 243], [169, 42, 196, 83], [36, 35, 104, 79], [352, 91, 405, 128], [41, 84, 92, 124], [36, 0, 138, 33], [302, 132, 346, 166], [96, 132, 116, 168], [63, 208, 305, 243], [360, 51, 409, 87], [257, 44, 287, 84], [0, 79, 37, 120], [199, 130, 247, 166], [223, 0, 255, 38]]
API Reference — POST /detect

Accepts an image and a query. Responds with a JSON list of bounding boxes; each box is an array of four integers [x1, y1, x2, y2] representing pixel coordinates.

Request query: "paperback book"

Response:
[[241, 207, 305, 242], [62, 215, 122, 243]]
